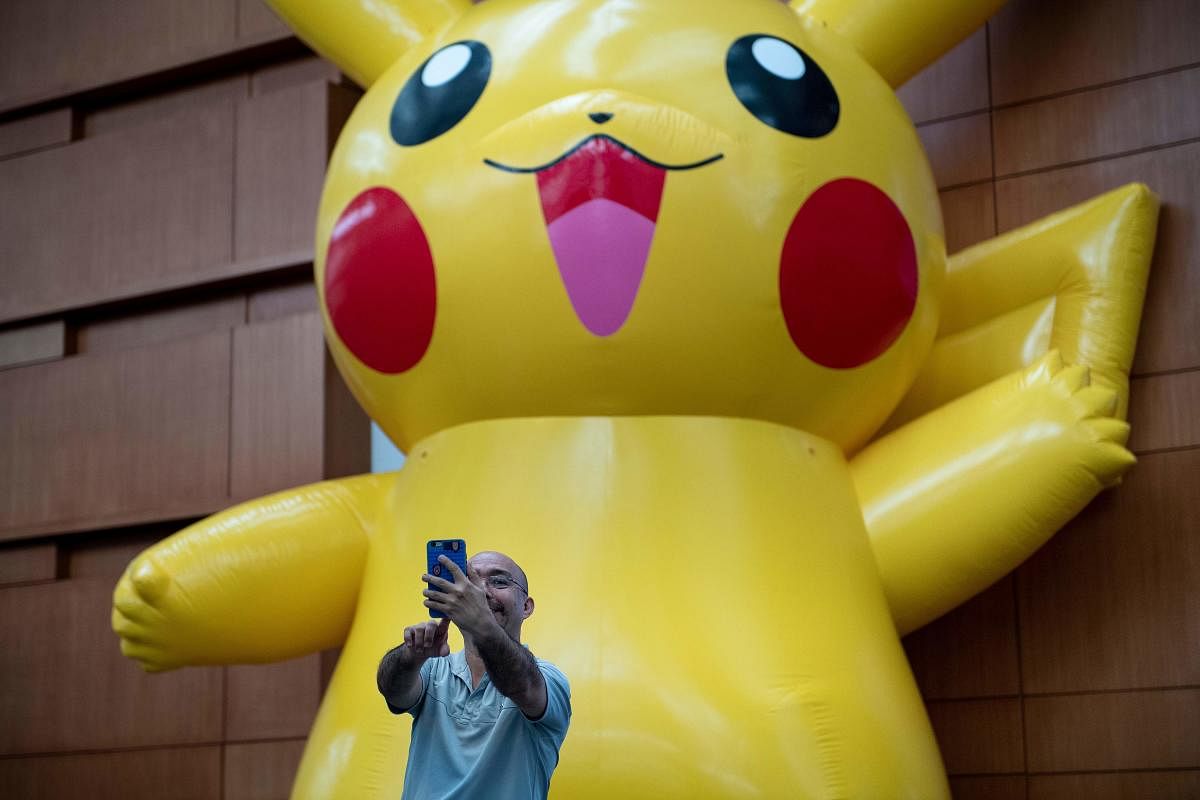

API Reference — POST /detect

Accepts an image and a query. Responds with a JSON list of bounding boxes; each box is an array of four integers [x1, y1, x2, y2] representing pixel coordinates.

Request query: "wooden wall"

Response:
[[897, 0, 1200, 796], [0, 0, 1196, 798]]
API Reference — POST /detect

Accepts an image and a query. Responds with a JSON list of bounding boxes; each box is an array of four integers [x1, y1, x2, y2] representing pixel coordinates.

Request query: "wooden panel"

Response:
[[0, 105, 235, 324], [65, 528, 170, 580], [0, 745, 221, 800], [0, 333, 231, 540], [1029, 770, 1200, 800], [323, 353, 372, 480], [76, 295, 246, 354], [994, 67, 1200, 176], [995, 142, 1200, 375], [1018, 450, 1200, 692], [927, 698, 1025, 775], [225, 739, 306, 800], [897, 27, 989, 125], [940, 183, 996, 254], [917, 113, 993, 189], [989, 0, 1200, 105], [0, 577, 224, 753], [238, 0, 293, 42], [252, 56, 341, 97], [84, 76, 247, 137], [230, 313, 325, 500], [904, 577, 1019, 700], [0, 109, 73, 159], [1024, 688, 1200, 772], [0, 542, 59, 586], [1128, 370, 1200, 453], [247, 280, 318, 323], [226, 655, 322, 740], [0, 0, 239, 112], [235, 82, 335, 262], [948, 776, 1026, 800], [0, 320, 66, 369]]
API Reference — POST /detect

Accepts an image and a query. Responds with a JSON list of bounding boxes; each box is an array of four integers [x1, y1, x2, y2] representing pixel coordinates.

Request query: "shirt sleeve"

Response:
[[528, 660, 571, 743], [386, 657, 434, 717]]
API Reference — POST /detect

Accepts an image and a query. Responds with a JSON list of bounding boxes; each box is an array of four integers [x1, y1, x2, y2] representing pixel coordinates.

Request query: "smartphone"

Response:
[[426, 539, 468, 618]]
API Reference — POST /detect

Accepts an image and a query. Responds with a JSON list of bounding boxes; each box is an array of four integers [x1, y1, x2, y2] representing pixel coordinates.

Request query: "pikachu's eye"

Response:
[[391, 41, 491, 146], [726, 35, 839, 138]]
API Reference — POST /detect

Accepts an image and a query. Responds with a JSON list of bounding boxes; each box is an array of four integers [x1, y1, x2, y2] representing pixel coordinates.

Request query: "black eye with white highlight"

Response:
[[390, 40, 491, 146], [726, 34, 839, 138]]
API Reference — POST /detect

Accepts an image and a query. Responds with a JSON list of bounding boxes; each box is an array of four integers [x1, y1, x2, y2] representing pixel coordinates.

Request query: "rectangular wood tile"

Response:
[[1024, 688, 1200, 772], [0, 333, 231, 539], [226, 655, 322, 741], [903, 576, 1020, 700], [230, 313, 326, 500], [995, 141, 1200, 375], [917, 112, 993, 189], [0, 320, 66, 370], [948, 776, 1026, 800], [897, 27, 990, 125], [84, 75, 247, 137], [238, 0, 292, 42], [989, 0, 1200, 105], [0, 109, 73, 159], [247, 280, 318, 323], [0, 746, 221, 800], [1029, 770, 1200, 800], [75, 295, 246, 355], [0, 578, 224, 753], [0, 542, 59, 586], [926, 698, 1025, 775], [64, 528, 170, 580], [251, 56, 341, 97], [940, 183, 996, 254], [1017, 450, 1200, 692], [225, 739, 307, 800], [994, 67, 1200, 175], [0, 104, 235, 323], [1128, 369, 1200, 453]]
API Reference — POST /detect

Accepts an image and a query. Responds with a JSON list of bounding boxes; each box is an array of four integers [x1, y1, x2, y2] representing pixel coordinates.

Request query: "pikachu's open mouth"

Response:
[[487, 135, 722, 336]]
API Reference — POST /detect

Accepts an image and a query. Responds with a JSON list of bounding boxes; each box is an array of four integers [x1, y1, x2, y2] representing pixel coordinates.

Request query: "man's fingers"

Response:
[[422, 572, 454, 591], [436, 617, 451, 638], [438, 555, 467, 581]]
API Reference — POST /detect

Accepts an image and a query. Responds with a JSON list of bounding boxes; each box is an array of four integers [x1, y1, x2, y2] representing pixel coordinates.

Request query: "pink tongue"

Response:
[[546, 198, 655, 337]]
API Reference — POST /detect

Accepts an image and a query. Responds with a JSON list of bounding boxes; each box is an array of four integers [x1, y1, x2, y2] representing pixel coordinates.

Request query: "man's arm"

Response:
[[471, 625, 548, 719], [377, 618, 449, 712]]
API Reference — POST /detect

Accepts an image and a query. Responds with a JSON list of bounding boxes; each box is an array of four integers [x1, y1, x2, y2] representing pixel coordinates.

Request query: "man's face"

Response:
[[467, 551, 532, 640]]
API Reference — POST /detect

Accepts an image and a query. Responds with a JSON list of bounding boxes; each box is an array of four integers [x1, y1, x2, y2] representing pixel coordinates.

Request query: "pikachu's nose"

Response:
[[589, 112, 614, 124]]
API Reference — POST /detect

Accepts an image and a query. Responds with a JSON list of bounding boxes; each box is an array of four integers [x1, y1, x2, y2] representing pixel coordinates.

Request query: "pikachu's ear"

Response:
[[789, 0, 1005, 88], [264, 0, 472, 88]]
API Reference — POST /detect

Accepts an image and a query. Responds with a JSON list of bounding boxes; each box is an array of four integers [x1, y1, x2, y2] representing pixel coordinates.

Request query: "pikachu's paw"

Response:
[[112, 554, 190, 672], [1019, 350, 1135, 488]]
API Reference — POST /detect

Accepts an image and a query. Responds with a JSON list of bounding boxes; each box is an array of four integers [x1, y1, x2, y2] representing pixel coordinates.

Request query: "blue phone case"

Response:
[[426, 539, 468, 618]]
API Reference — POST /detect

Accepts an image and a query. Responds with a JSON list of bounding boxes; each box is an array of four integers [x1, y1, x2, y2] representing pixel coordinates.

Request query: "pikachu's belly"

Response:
[[335, 417, 947, 799]]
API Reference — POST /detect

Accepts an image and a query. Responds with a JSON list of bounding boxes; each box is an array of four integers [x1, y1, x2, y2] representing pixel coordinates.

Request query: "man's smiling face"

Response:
[[468, 551, 533, 640]]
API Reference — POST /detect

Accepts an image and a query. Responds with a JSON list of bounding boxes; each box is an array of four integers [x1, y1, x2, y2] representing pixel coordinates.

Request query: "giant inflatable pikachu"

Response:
[[112, 0, 1159, 796]]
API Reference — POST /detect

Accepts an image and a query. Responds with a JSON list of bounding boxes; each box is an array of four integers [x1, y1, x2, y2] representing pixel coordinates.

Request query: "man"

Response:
[[378, 551, 571, 800]]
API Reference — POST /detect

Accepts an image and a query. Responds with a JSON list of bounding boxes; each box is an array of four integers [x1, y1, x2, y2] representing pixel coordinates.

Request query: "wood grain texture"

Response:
[[1024, 688, 1200, 772], [995, 142, 1200, 375], [1017, 450, 1200, 693], [238, 0, 293, 43], [0, 542, 59, 586], [897, 28, 990, 125], [1128, 369, 1200, 453], [76, 295, 246, 354], [0, 320, 66, 370], [926, 698, 1025, 775], [0, 333, 231, 540], [994, 67, 1200, 176], [247, 280, 318, 323], [904, 577, 1020, 700], [226, 655, 322, 741], [252, 56, 342, 97], [230, 312, 326, 500], [0, 578, 223, 753], [0, 109, 73, 159], [64, 528, 170, 580], [0, 105, 235, 323], [989, 0, 1200, 105], [84, 75, 248, 137], [917, 113, 994, 189], [1028, 770, 1200, 800], [225, 739, 307, 800], [947, 776, 1026, 800], [940, 183, 997, 255], [0, 746, 220, 800]]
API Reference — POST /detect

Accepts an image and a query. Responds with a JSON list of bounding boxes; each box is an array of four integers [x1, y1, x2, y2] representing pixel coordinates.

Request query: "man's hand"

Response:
[[403, 617, 451, 661], [423, 555, 498, 639], [378, 617, 450, 711]]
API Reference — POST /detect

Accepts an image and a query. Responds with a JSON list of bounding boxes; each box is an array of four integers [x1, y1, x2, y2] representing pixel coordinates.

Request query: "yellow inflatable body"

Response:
[[113, 0, 1159, 797]]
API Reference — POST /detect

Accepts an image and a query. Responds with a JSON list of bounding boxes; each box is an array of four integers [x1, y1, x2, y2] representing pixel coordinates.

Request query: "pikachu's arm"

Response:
[[880, 183, 1158, 436], [851, 352, 1133, 634], [112, 472, 392, 671]]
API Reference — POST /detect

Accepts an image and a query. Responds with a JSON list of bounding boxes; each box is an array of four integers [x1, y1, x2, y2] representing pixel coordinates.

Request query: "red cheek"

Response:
[[325, 187, 436, 374], [778, 178, 918, 369]]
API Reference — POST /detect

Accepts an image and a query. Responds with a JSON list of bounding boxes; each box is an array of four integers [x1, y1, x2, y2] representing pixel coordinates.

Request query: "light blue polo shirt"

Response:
[[391, 650, 571, 800]]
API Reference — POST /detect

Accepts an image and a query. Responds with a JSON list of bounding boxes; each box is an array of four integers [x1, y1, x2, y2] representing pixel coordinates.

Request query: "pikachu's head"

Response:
[[282, 0, 1001, 452]]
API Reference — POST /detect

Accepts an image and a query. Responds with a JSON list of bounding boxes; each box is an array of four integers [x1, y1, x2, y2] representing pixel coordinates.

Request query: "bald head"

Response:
[[468, 551, 529, 594]]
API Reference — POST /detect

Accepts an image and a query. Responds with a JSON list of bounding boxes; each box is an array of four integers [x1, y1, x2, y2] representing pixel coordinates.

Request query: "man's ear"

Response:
[[522, 595, 535, 621]]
